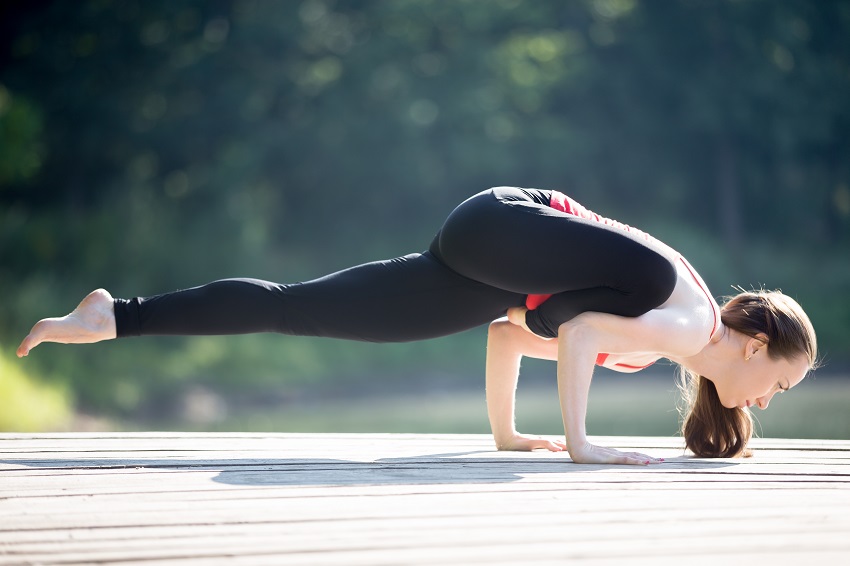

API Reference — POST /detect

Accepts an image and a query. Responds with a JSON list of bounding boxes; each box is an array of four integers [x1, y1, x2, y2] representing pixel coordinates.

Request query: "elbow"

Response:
[[557, 315, 601, 351], [488, 318, 522, 348], [557, 316, 591, 340], [488, 318, 514, 338]]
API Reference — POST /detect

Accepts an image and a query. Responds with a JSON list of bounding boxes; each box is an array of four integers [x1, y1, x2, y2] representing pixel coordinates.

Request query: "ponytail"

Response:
[[679, 368, 753, 458]]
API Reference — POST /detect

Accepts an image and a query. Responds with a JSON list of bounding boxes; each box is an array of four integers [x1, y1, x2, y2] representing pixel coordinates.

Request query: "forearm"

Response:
[[485, 321, 522, 447], [556, 321, 599, 452]]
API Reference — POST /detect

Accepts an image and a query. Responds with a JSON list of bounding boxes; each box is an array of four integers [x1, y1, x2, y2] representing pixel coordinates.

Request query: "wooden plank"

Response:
[[2, 446, 849, 464], [3, 435, 849, 463], [2, 525, 850, 565], [3, 507, 846, 544], [3, 432, 845, 456], [3, 523, 849, 564], [1, 469, 848, 505], [1, 458, 848, 481]]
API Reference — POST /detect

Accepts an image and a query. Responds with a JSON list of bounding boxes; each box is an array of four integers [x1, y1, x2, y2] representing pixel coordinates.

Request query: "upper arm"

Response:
[[559, 307, 704, 359]]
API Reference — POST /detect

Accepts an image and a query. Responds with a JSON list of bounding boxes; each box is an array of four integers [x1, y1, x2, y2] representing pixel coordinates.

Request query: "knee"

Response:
[[636, 251, 677, 309]]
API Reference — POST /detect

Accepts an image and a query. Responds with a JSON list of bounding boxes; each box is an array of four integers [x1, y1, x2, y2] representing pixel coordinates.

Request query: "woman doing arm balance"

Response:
[[17, 187, 817, 464]]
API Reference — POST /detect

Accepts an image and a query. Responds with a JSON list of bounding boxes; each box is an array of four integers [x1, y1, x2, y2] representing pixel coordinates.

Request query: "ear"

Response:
[[746, 333, 769, 359]]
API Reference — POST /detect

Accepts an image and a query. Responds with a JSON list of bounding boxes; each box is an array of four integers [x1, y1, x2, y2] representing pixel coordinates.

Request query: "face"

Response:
[[716, 349, 810, 410]]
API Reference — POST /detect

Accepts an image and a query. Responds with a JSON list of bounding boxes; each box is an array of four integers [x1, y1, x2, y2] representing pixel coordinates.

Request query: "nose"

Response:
[[756, 391, 777, 410]]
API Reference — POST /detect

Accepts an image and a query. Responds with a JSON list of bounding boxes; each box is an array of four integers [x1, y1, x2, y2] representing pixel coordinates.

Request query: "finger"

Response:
[[539, 437, 566, 451], [528, 439, 560, 452], [605, 454, 641, 465], [615, 454, 651, 465], [600, 448, 651, 466], [625, 451, 662, 463]]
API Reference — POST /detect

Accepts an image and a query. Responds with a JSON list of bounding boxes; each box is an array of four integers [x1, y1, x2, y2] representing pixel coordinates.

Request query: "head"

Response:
[[679, 290, 817, 458]]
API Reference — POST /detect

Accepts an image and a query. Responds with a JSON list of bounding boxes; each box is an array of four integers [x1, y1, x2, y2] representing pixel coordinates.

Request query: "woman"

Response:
[[17, 187, 817, 464]]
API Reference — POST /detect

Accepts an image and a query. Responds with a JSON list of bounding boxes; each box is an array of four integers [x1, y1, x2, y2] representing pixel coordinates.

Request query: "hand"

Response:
[[568, 440, 663, 465], [497, 433, 567, 452]]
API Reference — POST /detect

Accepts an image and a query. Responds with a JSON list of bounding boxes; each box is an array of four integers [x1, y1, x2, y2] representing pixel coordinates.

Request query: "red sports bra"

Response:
[[525, 191, 720, 370]]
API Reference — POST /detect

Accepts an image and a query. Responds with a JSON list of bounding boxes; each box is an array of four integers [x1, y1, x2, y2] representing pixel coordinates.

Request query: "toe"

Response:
[[17, 320, 47, 357], [17, 335, 33, 357]]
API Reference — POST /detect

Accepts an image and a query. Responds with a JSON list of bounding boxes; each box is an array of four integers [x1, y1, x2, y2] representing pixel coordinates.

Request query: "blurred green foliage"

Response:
[[0, 345, 72, 430], [1, 0, 848, 424]]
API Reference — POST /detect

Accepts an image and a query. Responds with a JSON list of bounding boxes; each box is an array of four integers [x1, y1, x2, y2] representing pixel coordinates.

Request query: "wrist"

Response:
[[493, 431, 519, 449], [565, 434, 588, 453]]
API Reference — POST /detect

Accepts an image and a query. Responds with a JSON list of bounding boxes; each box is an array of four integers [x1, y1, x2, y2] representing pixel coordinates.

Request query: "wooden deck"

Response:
[[1, 433, 849, 565]]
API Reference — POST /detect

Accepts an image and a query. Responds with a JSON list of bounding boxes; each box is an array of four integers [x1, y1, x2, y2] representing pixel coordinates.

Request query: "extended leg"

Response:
[[18, 252, 524, 354], [113, 252, 525, 343]]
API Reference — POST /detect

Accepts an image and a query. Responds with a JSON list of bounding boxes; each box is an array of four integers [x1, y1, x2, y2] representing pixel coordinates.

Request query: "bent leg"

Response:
[[431, 187, 677, 337]]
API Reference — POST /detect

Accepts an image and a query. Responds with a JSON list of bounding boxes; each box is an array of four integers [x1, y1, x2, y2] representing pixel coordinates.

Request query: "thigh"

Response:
[[278, 252, 526, 342]]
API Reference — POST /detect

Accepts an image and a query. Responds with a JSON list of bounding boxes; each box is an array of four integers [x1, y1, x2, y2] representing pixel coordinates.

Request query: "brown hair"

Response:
[[678, 290, 817, 458]]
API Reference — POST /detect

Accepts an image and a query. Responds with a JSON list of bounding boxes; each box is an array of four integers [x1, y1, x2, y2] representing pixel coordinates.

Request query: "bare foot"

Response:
[[17, 289, 118, 357]]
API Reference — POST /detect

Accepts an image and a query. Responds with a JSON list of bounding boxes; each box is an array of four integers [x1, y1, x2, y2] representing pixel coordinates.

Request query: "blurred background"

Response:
[[1, 0, 848, 439]]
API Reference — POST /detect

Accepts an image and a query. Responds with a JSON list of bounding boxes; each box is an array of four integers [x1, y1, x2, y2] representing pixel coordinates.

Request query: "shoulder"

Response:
[[559, 256, 719, 357], [662, 256, 721, 342]]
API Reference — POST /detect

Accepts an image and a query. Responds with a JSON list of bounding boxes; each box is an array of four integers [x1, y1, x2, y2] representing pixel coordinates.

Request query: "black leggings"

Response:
[[114, 187, 677, 341]]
